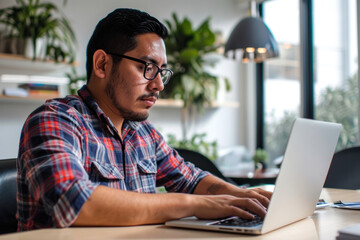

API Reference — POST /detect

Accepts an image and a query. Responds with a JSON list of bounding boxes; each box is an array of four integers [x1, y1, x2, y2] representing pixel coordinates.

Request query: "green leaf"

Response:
[[181, 18, 193, 35], [179, 48, 198, 62]]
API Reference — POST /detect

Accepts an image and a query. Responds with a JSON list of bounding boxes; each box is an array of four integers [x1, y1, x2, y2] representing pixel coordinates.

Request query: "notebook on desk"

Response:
[[165, 118, 342, 235]]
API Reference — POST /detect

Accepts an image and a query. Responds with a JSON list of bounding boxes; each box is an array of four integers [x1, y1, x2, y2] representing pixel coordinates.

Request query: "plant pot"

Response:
[[0, 37, 24, 55], [255, 161, 267, 171], [23, 38, 45, 60], [0, 32, 5, 53]]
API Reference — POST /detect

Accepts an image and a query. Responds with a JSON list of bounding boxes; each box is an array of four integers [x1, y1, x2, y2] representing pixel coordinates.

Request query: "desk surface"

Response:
[[1, 188, 360, 240]]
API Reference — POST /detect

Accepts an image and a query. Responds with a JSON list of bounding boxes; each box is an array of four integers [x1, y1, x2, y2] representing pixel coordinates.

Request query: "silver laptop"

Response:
[[165, 118, 341, 235]]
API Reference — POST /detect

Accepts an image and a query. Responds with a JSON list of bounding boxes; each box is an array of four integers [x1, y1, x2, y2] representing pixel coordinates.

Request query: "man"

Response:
[[17, 8, 271, 231]]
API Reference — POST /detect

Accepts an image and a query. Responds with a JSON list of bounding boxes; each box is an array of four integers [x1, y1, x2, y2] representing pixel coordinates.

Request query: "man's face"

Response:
[[105, 33, 167, 122]]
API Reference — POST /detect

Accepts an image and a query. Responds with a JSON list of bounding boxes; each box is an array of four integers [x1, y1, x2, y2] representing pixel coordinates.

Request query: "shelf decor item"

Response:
[[163, 13, 230, 157], [0, 0, 76, 63]]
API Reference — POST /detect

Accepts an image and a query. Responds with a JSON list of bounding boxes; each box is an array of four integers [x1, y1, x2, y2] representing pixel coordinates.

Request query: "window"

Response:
[[262, 0, 358, 163], [313, 0, 358, 150], [262, 0, 301, 162]]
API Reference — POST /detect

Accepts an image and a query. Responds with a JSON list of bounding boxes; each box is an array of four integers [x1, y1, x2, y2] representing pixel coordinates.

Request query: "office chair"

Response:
[[175, 148, 237, 185], [324, 146, 360, 190], [0, 158, 18, 234]]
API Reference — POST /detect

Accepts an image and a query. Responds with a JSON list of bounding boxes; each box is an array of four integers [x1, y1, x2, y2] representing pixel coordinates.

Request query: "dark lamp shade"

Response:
[[225, 17, 279, 62]]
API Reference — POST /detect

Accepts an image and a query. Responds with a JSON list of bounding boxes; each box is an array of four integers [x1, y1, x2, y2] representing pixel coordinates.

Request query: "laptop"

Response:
[[165, 118, 342, 235]]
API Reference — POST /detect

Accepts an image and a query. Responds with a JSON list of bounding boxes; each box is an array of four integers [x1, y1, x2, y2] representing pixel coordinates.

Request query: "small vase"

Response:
[[23, 38, 45, 60]]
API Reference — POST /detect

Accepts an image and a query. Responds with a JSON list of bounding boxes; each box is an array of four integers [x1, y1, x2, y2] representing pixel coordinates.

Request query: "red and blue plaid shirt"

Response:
[[17, 85, 208, 231]]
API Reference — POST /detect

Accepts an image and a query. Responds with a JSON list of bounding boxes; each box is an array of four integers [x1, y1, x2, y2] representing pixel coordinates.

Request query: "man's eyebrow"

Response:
[[142, 56, 168, 68]]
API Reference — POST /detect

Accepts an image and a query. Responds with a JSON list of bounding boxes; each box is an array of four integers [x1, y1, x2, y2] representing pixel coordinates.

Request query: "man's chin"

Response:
[[124, 111, 149, 122]]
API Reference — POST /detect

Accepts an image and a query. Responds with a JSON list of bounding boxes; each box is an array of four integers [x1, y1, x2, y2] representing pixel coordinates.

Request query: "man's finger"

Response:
[[252, 188, 273, 199], [231, 198, 267, 218], [243, 189, 271, 207]]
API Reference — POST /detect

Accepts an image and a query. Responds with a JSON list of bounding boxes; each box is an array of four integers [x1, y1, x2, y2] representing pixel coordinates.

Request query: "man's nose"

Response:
[[148, 73, 164, 91]]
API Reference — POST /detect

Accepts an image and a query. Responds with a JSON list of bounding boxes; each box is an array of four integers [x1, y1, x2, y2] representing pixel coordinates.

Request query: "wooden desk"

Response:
[[1, 188, 359, 240]]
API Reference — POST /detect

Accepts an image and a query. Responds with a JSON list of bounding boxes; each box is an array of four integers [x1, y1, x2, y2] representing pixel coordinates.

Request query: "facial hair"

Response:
[[105, 69, 154, 122]]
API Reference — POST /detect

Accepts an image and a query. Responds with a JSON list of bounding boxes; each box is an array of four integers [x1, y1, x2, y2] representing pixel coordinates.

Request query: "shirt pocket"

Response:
[[136, 157, 157, 193], [90, 161, 124, 187]]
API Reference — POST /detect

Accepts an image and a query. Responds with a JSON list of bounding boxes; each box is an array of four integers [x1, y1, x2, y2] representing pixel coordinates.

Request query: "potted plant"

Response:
[[167, 133, 218, 161], [163, 13, 230, 159], [0, 0, 76, 63], [66, 67, 86, 95], [252, 148, 268, 171]]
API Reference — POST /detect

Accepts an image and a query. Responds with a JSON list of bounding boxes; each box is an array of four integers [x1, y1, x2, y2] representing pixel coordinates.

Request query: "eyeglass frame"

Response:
[[107, 52, 173, 85]]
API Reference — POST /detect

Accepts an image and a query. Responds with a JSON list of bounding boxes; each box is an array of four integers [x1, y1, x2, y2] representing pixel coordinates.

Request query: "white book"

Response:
[[3, 87, 29, 97]]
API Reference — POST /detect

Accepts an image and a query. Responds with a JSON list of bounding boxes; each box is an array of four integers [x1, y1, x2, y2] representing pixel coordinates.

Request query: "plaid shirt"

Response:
[[17, 85, 208, 231]]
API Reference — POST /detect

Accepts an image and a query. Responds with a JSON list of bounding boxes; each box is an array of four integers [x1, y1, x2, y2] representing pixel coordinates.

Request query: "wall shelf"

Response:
[[156, 99, 240, 108], [0, 95, 240, 108], [0, 94, 50, 104], [0, 53, 78, 75], [0, 54, 239, 108]]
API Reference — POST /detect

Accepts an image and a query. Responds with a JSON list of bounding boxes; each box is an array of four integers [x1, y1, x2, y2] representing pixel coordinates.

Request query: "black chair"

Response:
[[324, 146, 360, 190], [175, 148, 237, 185], [0, 158, 18, 234]]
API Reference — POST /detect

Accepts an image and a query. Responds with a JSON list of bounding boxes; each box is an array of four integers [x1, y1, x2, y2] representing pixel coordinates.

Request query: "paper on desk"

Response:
[[332, 201, 360, 210]]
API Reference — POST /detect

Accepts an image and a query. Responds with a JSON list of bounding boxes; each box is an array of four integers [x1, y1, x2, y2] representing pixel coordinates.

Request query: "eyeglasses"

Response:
[[107, 52, 173, 85]]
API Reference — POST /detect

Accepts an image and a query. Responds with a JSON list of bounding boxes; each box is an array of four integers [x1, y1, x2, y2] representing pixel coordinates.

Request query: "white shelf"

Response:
[[0, 94, 49, 104], [0, 95, 240, 108], [156, 99, 240, 108], [0, 53, 78, 75]]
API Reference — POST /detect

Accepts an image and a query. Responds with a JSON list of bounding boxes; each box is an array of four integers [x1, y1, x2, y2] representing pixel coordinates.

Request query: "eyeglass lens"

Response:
[[145, 63, 172, 84]]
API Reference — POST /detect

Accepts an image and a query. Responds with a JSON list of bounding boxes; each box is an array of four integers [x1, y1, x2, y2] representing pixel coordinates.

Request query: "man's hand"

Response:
[[193, 175, 273, 219], [230, 187, 272, 207], [191, 194, 267, 220]]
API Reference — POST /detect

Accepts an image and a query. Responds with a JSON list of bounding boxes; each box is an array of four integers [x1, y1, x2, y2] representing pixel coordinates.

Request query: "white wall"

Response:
[[0, 0, 255, 159]]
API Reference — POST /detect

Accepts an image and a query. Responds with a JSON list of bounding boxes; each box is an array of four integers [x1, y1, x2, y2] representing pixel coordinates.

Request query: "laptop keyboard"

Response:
[[210, 215, 263, 227]]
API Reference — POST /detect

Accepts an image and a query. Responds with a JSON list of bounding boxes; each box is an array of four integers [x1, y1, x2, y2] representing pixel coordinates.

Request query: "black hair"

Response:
[[86, 8, 168, 81]]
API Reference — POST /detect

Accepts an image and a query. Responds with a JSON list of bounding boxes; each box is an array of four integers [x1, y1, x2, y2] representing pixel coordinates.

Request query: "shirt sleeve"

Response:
[[17, 102, 98, 228], [152, 128, 210, 193]]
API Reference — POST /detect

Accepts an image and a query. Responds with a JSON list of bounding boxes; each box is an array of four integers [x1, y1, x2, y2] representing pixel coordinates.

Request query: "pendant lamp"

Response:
[[225, 0, 279, 62]]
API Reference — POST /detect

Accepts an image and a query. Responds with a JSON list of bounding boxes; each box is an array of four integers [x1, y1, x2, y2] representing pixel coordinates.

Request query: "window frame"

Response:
[[257, 0, 359, 149]]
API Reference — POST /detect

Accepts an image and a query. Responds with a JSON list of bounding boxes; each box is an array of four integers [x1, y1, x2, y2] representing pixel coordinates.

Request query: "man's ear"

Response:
[[93, 50, 110, 79]]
